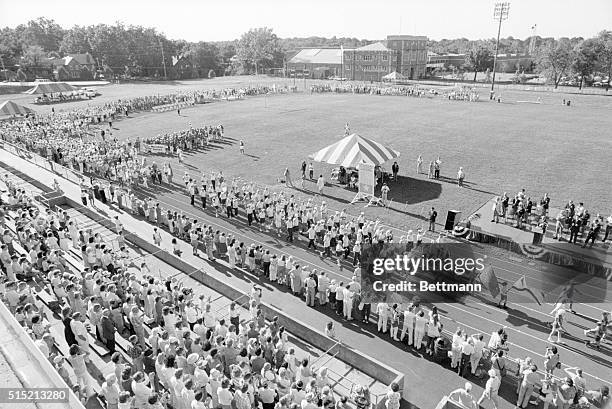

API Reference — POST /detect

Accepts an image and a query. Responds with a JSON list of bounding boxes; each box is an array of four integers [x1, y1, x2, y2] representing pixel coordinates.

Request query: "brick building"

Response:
[[385, 35, 428, 79], [343, 42, 396, 82], [343, 35, 427, 81]]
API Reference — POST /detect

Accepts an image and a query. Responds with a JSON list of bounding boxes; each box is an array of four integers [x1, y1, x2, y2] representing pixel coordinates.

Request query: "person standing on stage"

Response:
[[391, 162, 399, 181]]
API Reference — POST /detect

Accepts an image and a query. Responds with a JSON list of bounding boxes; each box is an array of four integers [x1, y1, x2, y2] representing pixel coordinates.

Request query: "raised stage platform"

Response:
[[462, 197, 612, 280]]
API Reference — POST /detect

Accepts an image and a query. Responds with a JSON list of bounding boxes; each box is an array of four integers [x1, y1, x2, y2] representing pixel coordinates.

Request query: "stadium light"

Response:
[[490, 2, 510, 97]]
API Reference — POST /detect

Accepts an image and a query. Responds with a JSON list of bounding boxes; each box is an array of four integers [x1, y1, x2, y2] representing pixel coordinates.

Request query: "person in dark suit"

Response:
[[101, 308, 116, 353], [62, 307, 77, 347], [569, 217, 581, 244], [391, 162, 399, 181]]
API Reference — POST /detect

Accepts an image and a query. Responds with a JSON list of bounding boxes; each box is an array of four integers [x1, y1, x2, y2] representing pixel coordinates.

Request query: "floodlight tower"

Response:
[[490, 2, 510, 96], [529, 24, 537, 55]]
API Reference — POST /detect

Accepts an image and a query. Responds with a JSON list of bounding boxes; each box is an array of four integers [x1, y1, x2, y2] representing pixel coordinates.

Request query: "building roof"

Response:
[[386, 35, 428, 41], [67, 53, 95, 65], [289, 48, 348, 65], [355, 42, 391, 52]]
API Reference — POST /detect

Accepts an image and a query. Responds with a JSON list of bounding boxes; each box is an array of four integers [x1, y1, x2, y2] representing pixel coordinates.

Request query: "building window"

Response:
[[363, 55, 372, 61], [382, 54, 388, 61]]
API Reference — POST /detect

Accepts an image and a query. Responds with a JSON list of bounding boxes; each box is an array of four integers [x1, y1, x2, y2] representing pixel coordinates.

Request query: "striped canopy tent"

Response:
[[309, 133, 400, 168], [0, 100, 36, 117], [24, 82, 77, 94]]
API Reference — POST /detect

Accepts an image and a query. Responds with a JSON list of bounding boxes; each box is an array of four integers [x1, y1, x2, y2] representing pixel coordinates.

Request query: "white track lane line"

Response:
[[441, 302, 611, 382]]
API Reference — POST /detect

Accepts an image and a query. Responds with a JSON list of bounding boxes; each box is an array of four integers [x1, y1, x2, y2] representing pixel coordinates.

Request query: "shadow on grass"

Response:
[[374, 175, 443, 206]]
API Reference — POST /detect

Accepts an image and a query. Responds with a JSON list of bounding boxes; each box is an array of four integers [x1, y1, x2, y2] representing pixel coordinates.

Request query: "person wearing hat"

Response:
[[476, 370, 500, 409], [101, 373, 121, 409]]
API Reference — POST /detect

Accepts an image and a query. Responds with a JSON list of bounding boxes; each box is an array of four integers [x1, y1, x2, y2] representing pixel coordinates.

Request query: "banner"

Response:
[[143, 143, 167, 154], [357, 163, 375, 196]]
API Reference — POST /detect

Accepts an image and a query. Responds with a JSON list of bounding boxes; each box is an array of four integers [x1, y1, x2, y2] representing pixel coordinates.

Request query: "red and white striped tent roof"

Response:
[[309, 133, 400, 168], [0, 100, 36, 117]]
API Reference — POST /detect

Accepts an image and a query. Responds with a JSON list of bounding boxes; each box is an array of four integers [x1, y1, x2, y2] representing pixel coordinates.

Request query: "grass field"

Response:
[[3, 77, 611, 230]]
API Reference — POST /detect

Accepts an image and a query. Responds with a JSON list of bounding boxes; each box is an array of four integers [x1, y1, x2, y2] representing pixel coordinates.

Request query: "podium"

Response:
[[444, 210, 462, 231]]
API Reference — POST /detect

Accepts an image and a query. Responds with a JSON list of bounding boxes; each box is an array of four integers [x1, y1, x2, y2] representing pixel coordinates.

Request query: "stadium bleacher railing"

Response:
[[0, 301, 86, 409]]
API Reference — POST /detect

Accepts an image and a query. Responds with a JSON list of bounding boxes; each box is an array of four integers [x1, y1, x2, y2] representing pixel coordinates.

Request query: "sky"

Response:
[[1, 0, 610, 42]]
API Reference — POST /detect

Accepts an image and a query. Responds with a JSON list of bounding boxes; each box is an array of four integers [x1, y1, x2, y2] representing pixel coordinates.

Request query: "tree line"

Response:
[[456, 33, 611, 89], [0, 18, 610, 89]]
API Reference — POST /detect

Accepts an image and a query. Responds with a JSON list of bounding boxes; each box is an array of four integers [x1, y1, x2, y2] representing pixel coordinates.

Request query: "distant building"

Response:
[[427, 52, 534, 73], [286, 34, 427, 81], [344, 35, 427, 81], [427, 52, 466, 71], [50, 56, 83, 80], [172, 55, 197, 79], [66, 53, 96, 72], [343, 42, 396, 82], [385, 35, 428, 79], [287, 48, 352, 79]]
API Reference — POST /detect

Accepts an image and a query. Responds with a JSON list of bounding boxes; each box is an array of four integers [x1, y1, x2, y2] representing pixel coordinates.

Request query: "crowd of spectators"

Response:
[[0, 174, 402, 409], [309, 83, 479, 101]]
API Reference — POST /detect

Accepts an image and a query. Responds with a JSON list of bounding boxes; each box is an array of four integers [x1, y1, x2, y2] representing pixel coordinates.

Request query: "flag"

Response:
[[478, 265, 500, 298], [510, 275, 545, 305]]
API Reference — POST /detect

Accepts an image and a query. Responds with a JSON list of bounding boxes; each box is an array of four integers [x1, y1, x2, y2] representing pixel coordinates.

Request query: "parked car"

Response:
[[78, 87, 100, 98]]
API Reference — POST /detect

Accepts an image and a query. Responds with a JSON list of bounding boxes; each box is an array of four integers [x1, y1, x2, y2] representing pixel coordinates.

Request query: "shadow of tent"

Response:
[[374, 175, 442, 206]]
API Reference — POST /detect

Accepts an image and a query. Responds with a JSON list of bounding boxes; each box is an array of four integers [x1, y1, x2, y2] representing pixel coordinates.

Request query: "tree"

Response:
[[236, 27, 281, 74], [60, 26, 94, 55], [535, 40, 573, 88], [571, 39, 600, 89], [595, 30, 612, 91], [21, 45, 47, 67], [185, 42, 220, 77], [21, 17, 65, 52], [464, 46, 493, 81]]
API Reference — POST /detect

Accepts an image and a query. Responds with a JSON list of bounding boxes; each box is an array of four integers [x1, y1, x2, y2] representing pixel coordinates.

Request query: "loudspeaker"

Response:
[[444, 210, 461, 230]]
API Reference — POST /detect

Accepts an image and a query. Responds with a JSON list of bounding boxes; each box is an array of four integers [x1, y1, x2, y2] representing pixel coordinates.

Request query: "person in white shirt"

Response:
[[476, 370, 500, 409], [470, 334, 486, 375], [185, 301, 199, 331], [564, 367, 586, 394], [217, 379, 234, 409], [413, 311, 427, 349], [131, 372, 154, 409], [70, 312, 91, 360], [318, 272, 330, 305], [401, 306, 416, 345], [377, 303, 389, 333], [448, 382, 477, 409], [458, 334, 475, 377], [316, 175, 325, 195]]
